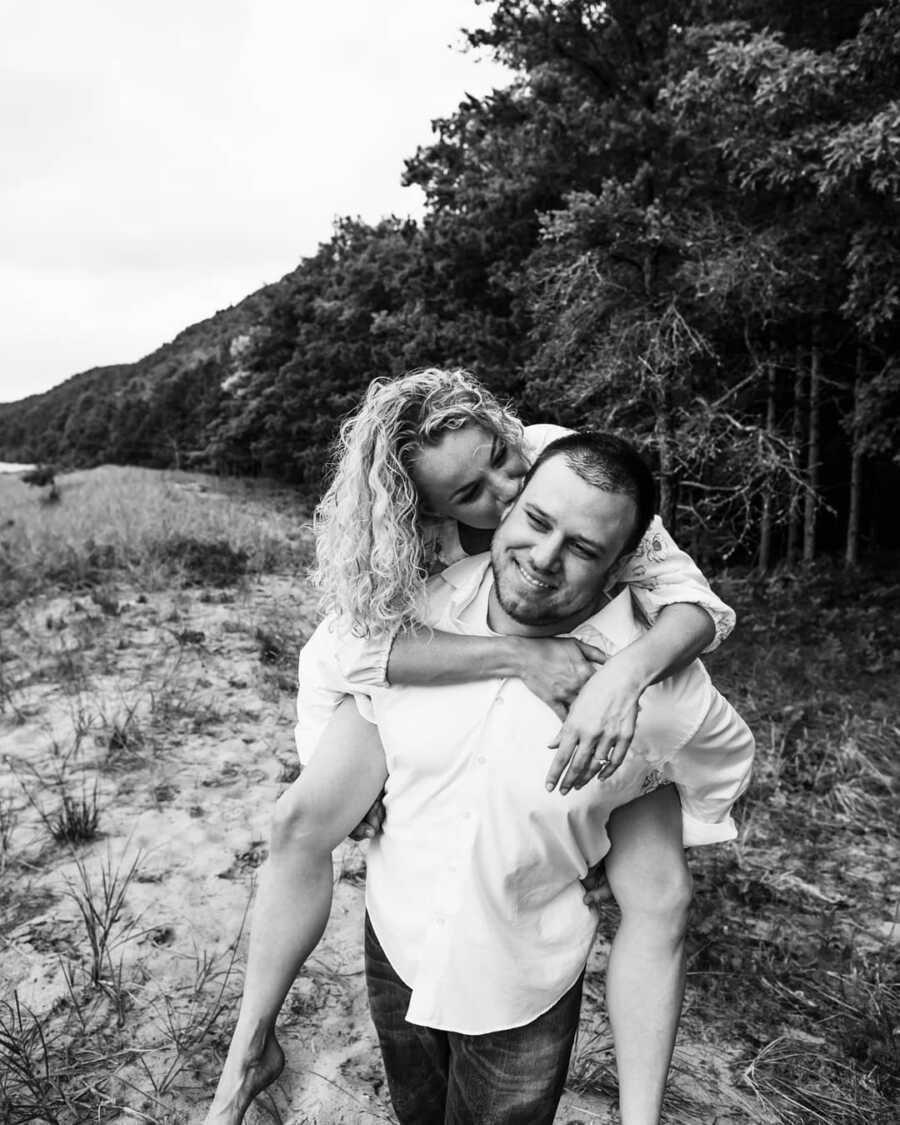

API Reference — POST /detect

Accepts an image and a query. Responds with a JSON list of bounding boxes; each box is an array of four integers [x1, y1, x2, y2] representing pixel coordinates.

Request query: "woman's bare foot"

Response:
[[203, 1029, 284, 1125]]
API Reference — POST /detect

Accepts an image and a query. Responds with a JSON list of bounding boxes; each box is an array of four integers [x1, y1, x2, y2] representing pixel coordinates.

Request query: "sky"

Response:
[[1, 0, 512, 404]]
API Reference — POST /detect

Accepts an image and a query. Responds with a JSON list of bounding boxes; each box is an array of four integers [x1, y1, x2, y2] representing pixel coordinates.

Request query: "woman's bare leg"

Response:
[[603, 785, 692, 1125], [204, 697, 388, 1125]]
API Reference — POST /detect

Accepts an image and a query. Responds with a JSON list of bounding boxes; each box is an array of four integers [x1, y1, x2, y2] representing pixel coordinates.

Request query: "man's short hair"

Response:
[[526, 431, 657, 555]]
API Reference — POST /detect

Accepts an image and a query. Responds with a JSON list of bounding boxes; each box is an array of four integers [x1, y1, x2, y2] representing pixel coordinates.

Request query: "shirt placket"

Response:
[[407, 679, 506, 1022]]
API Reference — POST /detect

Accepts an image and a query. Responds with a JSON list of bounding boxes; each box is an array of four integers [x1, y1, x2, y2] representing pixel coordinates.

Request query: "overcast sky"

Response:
[[1, 0, 512, 404]]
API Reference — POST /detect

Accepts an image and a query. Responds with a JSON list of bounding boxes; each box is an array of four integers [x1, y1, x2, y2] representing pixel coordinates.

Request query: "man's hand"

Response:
[[516, 636, 608, 721], [581, 859, 614, 909], [544, 652, 646, 794], [348, 793, 386, 840]]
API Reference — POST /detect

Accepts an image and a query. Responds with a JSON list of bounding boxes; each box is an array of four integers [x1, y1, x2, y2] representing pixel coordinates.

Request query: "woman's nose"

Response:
[[488, 471, 521, 504]]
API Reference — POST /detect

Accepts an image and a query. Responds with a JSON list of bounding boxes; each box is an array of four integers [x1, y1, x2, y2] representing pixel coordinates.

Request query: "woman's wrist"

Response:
[[600, 644, 655, 694]]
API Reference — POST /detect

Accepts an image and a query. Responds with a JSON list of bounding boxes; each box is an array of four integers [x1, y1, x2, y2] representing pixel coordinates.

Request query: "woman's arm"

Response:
[[545, 602, 715, 794], [612, 516, 735, 650], [541, 516, 733, 793], [388, 627, 608, 721]]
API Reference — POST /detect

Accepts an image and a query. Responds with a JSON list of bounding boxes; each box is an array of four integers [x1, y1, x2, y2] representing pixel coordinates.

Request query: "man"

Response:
[[210, 432, 754, 1125]]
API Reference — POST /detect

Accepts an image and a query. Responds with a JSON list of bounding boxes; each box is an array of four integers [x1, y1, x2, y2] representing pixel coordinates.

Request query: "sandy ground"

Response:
[[0, 575, 771, 1124]]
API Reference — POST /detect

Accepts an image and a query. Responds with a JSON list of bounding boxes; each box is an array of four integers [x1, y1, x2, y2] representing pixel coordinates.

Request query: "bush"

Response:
[[159, 536, 249, 586], [21, 466, 56, 488]]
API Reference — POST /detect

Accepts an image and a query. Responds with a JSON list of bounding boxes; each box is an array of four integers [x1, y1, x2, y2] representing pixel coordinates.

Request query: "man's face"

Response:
[[489, 455, 638, 636]]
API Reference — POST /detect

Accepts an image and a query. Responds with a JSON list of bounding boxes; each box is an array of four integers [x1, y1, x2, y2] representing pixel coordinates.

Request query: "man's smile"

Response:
[[514, 558, 556, 591]]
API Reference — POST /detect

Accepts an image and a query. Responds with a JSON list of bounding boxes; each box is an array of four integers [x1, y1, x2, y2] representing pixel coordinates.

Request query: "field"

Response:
[[1, 467, 897, 1125]]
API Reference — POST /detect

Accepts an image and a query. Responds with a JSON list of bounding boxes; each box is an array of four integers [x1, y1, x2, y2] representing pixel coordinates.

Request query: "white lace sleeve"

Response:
[[611, 517, 735, 651]]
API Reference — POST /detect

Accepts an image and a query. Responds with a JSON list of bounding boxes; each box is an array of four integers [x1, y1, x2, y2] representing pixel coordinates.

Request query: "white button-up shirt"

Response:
[[296, 556, 754, 1035]]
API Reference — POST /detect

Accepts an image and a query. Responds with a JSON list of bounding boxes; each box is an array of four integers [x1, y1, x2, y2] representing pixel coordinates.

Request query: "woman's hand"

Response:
[[515, 636, 608, 720], [544, 651, 647, 794]]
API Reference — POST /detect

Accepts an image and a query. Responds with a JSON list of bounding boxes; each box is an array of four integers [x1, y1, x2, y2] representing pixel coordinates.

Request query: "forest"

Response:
[[2, 0, 899, 570]]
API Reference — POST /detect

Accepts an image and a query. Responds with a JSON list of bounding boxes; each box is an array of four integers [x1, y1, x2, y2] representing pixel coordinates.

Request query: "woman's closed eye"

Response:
[[457, 481, 483, 505]]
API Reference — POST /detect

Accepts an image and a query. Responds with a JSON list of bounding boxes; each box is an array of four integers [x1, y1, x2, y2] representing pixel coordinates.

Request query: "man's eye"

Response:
[[526, 512, 548, 530], [459, 485, 481, 504], [491, 441, 508, 467], [572, 544, 596, 559]]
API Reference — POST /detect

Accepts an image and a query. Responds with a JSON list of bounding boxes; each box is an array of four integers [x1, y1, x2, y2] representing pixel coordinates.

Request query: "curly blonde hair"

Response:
[[312, 368, 524, 634]]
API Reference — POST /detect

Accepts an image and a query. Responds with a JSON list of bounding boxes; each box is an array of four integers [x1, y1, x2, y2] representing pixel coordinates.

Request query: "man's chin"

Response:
[[496, 585, 559, 628]]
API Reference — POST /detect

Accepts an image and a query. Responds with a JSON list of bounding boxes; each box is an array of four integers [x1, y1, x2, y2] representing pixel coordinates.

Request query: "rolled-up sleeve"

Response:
[[294, 617, 376, 766], [663, 689, 755, 847], [333, 623, 397, 688], [612, 517, 735, 652]]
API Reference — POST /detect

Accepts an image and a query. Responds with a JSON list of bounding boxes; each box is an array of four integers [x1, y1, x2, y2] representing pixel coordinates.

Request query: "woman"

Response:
[[205, 368, 735, 1125]]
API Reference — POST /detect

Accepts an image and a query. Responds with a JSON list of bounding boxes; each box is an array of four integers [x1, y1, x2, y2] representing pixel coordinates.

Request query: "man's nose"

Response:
[[529, 535, 562, 574]]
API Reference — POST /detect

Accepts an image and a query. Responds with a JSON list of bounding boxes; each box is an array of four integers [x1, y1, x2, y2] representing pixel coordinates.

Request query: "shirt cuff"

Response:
[[632, 594, 735, 654], [681, 811, 738, 848]]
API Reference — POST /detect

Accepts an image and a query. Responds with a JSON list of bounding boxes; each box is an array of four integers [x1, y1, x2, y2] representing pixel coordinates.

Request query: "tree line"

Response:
[[2, 0, 898, 570]]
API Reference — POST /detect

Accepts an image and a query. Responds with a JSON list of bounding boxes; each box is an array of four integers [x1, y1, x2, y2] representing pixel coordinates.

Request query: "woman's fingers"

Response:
[[545, 726, 577, 790], [559, 736, 602, 795], [588, 740, 619, 783], [604, 710, 637, 774], [547, 698, 641, 792]]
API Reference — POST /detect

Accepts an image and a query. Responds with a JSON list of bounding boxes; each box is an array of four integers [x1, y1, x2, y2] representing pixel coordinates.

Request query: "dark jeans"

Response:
[[364, 913, 582, 1125]]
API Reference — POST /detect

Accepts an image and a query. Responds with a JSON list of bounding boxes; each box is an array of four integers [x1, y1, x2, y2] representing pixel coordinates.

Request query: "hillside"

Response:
[[2, 2, 898, 566], [0, 268, 299, 472]]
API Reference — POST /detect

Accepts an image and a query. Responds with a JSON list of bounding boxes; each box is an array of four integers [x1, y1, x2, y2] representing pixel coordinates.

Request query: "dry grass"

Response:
[[0, 466, 321, 1121], [0, 465, 313, 603], [677, 563, 900, 1125], [1, 467, 897, 1124]]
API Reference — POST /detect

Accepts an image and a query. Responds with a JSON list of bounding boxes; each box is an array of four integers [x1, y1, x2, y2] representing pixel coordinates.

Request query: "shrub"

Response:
[[51, 779, 100, 844], [21, 466, 56, 488], [154, 536, 249, 586]]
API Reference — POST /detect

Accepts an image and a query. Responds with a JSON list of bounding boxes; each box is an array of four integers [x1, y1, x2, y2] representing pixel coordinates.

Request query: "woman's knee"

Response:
[[270, 783, 324, 854], [608, 844, 693, 931]]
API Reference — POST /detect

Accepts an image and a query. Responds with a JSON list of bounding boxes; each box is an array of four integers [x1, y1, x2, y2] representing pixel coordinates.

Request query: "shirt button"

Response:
[[477, 755, 487, 766], [463, 811, 472, 821]]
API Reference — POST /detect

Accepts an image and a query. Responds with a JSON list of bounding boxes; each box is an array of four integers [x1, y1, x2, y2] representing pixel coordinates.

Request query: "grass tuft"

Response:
[[0, 994, 66, 1125], [64, 845, 143, 987], [51, 778, 100, 844]]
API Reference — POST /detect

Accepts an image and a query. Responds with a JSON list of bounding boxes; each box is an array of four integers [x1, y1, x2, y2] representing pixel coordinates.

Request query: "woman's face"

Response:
[[410, 423, 529, 529]]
